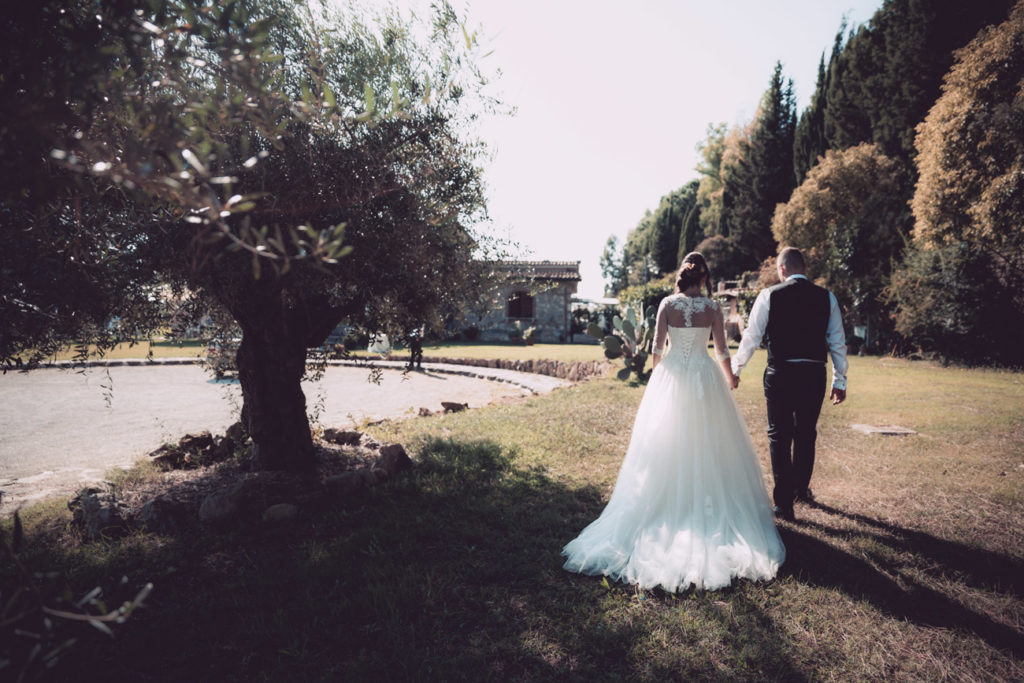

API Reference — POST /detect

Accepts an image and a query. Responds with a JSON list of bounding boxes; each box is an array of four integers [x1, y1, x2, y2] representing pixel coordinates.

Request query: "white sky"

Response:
[[383, 1, 885, 297]]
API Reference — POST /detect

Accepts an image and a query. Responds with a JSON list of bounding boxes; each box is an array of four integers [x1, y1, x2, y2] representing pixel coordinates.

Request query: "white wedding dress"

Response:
[[562, 294, 785, 592]]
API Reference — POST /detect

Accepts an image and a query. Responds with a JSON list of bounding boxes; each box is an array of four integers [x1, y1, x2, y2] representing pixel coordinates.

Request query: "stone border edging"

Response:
[[325, 359, 570, 395], [29, 356, 577, 395]]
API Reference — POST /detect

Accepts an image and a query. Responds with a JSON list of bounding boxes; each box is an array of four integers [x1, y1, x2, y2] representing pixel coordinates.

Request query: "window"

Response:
[[507, 291, 534, 319]]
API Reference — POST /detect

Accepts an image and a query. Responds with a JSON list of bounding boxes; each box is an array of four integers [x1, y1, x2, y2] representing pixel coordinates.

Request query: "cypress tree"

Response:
[[724, 63, 797, 271]]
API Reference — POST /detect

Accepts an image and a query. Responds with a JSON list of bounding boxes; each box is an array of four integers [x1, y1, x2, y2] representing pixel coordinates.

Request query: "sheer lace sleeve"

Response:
[[653, 297, 669, 356], [710, 300, 730, 361]]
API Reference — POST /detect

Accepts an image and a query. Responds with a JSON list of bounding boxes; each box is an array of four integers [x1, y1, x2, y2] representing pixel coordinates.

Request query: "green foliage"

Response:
[[794, 28, 844, 183], [822, 0, 1013, 162], [678, 200, 703, 265], [599, 235, 627, 295], [890, 244, 1022, 365], [615, 181, 700, 297], [648, 181, 700, 276], [617, 276, 675, 313], [695, 122, 729, 239], [0, 0, 504, 469], [570, 307, 590, 336], [587, 302, 655, 381], [722, 62, 796, 271], [772, 143, 911, 349], [895, 2, 1024, 365], [695, 235, 748, 282]]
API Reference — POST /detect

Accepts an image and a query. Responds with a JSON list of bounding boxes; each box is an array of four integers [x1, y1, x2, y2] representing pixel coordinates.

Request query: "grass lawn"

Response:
[[418, 340, 606, 363], [3, 351, 1023, 680], [43, 340, 207, 361], [42, 339, 607, 363]]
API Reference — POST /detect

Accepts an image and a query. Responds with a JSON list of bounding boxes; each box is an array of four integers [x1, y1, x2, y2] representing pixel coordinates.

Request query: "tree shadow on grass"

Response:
[[809, 500, 1024, 599], [22, 437, 1023, 680], [779, 506, 1024, 660], [9, 437, 807, 681]]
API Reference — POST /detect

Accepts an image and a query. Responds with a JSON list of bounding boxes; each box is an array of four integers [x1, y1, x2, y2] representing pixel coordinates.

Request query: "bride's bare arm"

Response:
[[651, 298, 669, 369], [711, 304, 737, 388]]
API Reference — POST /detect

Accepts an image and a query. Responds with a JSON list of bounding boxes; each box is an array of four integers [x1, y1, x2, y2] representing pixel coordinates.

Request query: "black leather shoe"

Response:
[[773, 505, 795, 522], [794, 488, 814, 503]]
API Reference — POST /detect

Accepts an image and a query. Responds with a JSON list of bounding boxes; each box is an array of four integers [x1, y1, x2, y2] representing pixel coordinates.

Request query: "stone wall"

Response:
[[471, 281, 576, 343], [415, 355, 609, 382]]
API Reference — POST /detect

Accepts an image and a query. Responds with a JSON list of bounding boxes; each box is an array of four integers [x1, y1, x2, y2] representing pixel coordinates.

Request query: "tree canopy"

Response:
[[893, 1, 1024, 364], [0, 0, 501, 468], [616, 0, 1020, 365], [772, 143, 910, 348], [722, 63, 796, 272]]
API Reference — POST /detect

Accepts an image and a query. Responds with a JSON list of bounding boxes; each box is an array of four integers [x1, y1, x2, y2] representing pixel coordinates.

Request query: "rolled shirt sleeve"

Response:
[[731, 289, 770, 376], [827, 291, 848, 390]]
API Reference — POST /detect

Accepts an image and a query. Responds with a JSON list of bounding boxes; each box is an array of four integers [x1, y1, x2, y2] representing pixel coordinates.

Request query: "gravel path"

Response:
[[0, 360, 566, 511]]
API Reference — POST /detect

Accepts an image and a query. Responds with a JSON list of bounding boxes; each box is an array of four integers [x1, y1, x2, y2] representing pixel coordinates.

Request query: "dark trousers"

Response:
[[763, 362, 827, 509]]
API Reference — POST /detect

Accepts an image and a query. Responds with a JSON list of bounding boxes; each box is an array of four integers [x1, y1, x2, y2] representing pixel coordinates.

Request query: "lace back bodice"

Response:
[[666, 326, 713, 364], [652, 294, 730, 364]]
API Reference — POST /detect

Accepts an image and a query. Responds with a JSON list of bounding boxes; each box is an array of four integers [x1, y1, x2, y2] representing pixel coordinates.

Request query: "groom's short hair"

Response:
[[777, 247, 806, 273]]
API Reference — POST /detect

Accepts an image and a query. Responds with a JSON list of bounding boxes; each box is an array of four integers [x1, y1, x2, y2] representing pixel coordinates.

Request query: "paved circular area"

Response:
[[0, 362, 560, 510]]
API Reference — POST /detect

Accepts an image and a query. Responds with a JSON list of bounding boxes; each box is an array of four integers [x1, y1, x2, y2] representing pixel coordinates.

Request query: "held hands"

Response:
[[730, 373, 740, 390], [830, 388, 846, 405]]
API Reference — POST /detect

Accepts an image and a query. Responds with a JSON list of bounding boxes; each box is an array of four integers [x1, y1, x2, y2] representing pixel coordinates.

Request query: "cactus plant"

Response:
[[587, 302, 656, 381]]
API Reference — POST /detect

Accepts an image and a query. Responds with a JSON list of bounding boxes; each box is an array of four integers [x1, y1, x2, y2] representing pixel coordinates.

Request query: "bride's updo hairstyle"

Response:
[[676, 252, 713, 297]]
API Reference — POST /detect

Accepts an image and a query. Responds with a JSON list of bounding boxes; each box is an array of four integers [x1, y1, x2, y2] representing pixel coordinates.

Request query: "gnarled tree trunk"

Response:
[[237, 330, 314, 471], [230, 284, 346, 471]]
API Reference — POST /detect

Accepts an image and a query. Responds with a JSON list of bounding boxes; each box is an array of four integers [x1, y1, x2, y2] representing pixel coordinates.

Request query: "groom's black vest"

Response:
[[765, 277, 831, 366]]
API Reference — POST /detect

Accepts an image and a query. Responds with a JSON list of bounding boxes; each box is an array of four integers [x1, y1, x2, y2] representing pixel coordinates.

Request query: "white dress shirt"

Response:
[[731, 275, 848, 390]]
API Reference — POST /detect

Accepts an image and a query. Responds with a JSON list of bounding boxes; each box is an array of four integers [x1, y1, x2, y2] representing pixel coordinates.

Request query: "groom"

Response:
[[732, 247, 848, 522]]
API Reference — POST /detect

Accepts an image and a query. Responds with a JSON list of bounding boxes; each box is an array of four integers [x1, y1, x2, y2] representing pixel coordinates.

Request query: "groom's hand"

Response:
[[830, 388, 846, 405], [730, 374, 740, 390]]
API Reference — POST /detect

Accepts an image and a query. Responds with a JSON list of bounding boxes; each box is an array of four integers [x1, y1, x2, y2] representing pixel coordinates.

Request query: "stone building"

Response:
[[467, 261, 581, 343]]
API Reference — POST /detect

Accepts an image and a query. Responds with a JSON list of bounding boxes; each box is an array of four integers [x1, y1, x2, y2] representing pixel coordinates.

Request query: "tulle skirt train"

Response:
[[562, 351, 785, 592]]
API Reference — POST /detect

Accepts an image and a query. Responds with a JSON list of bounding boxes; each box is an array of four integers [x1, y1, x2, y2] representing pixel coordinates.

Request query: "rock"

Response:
[[179, 430, 214, 452], [69, 488, 128, 540], [418, 407, 434, 417], [209, 436, 237, 462], [325, 471, 366, 496], [441, 401, 468, 413], [137, 496, 190, 533], [377, 443, 412, 477], [262, 503, 298, 522], [199, 487, 241, 522], [851, 424, 918, 436], [150, 444, 186, 470], [323, 428, 363, 446], [226, 421, 247, 443]]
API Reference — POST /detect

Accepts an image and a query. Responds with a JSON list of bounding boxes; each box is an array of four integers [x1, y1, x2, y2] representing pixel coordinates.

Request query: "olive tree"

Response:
[[1, 0, 502, 469]]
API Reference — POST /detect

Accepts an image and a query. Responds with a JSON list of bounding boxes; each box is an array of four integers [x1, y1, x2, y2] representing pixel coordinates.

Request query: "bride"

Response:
[[562, 252, 785, 592]]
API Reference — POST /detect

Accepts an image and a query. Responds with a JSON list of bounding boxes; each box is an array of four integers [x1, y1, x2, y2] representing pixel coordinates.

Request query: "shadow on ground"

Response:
[[779, 502, 1024, 660], [4, 438, 1022, 680]]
